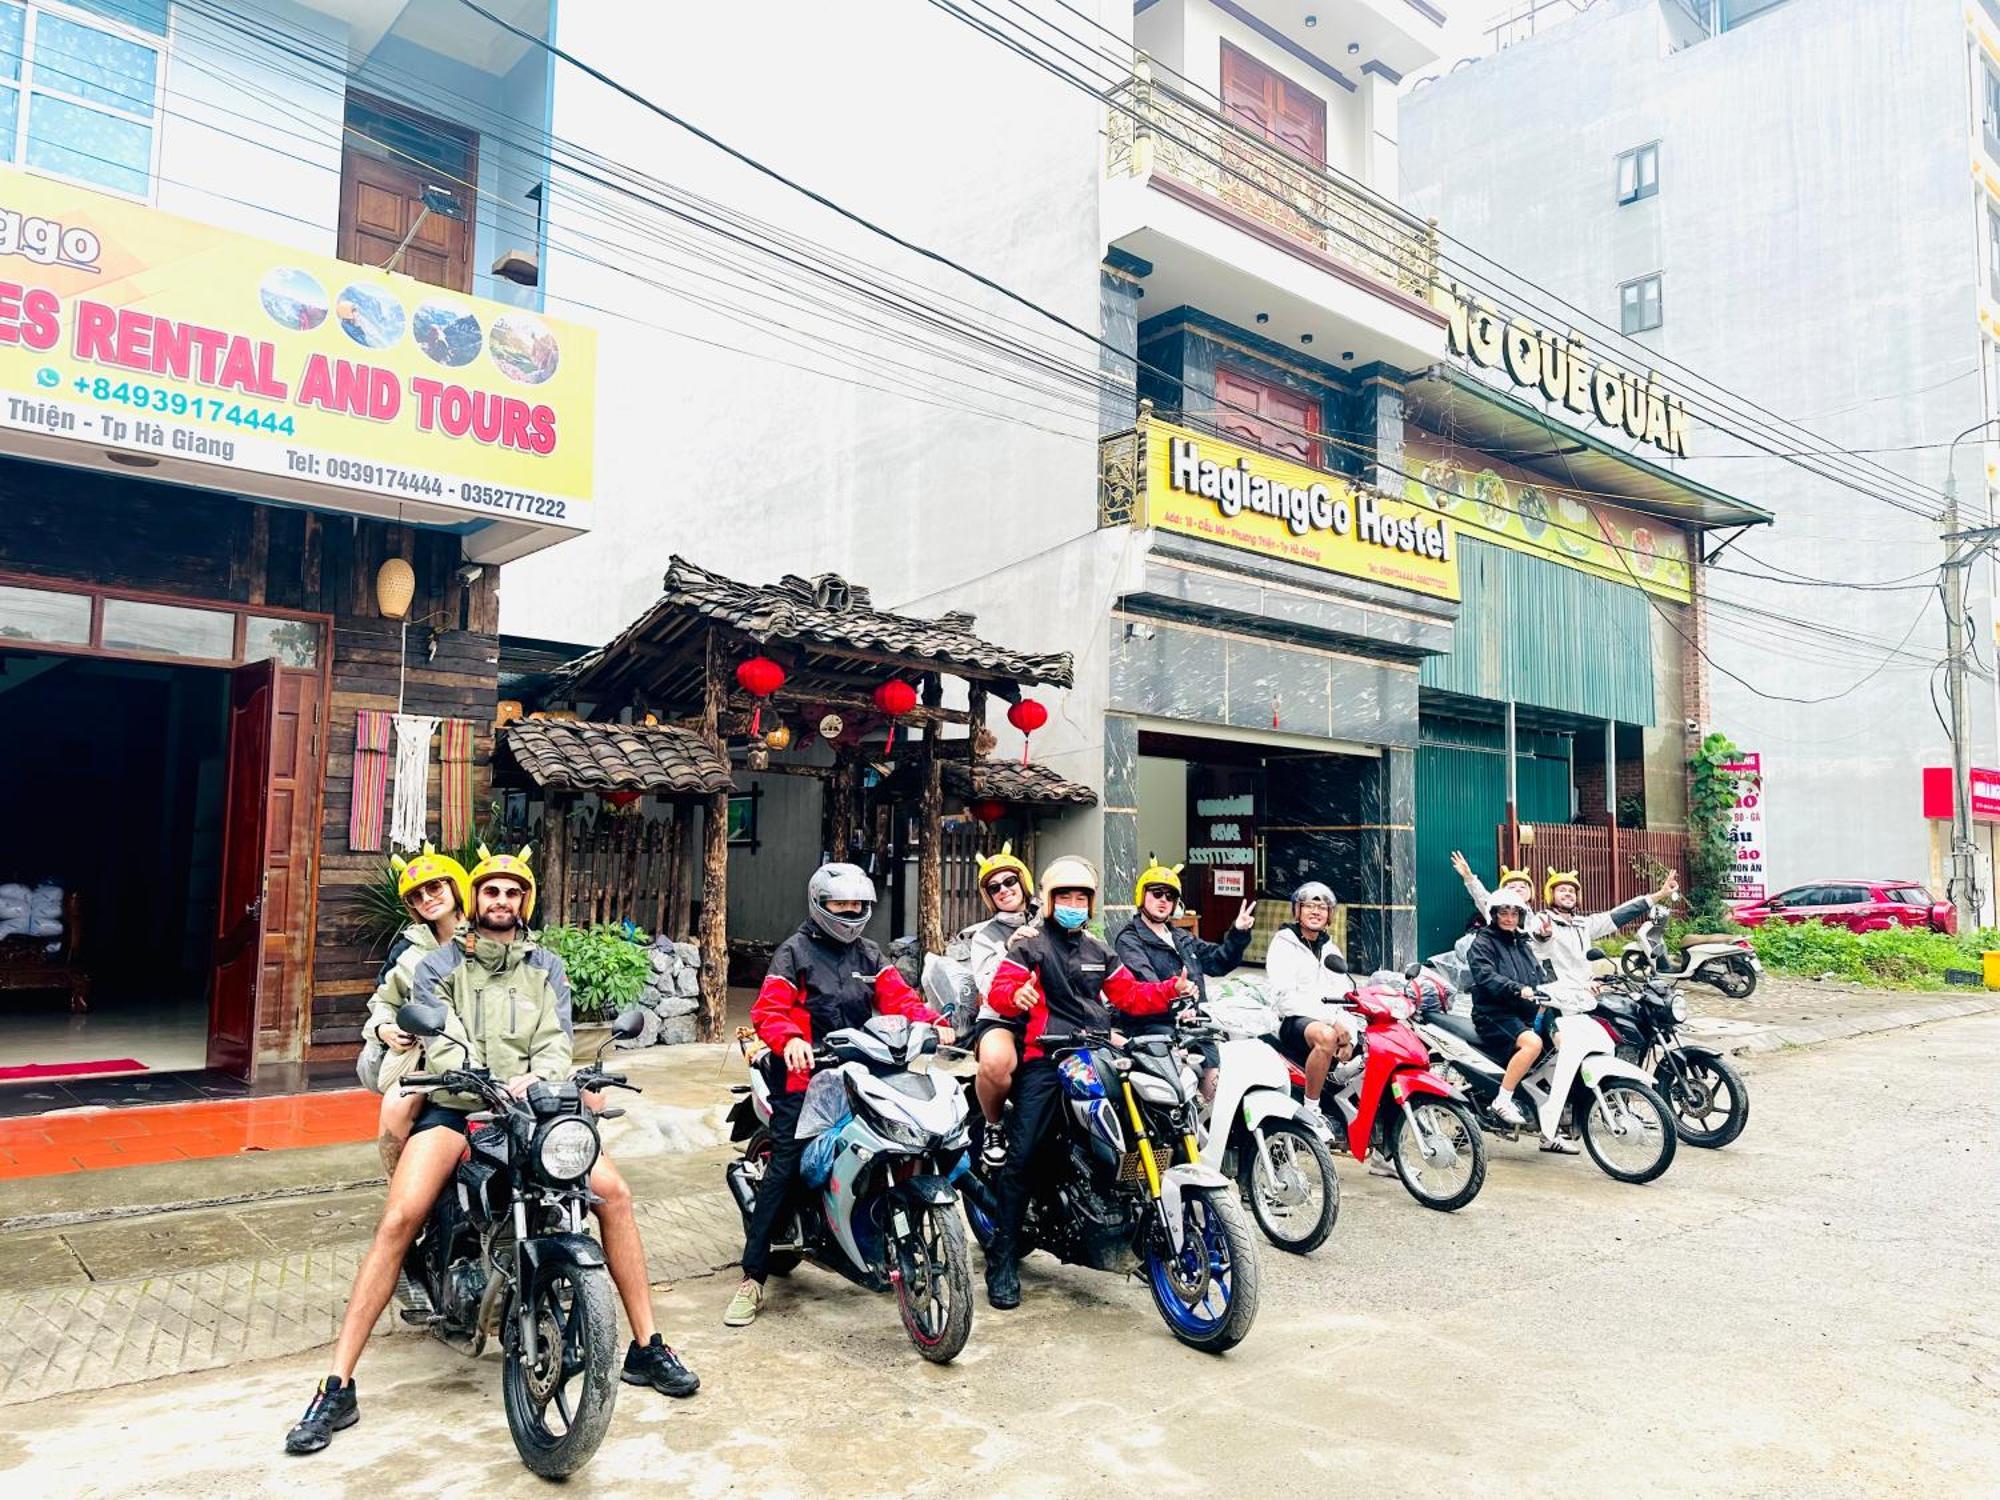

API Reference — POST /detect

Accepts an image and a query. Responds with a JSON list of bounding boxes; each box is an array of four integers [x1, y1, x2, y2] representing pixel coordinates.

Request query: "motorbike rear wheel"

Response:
[[1705, 958, 1757, 999], [1577, 1080, 1677, 1184], [1656, 1047, 1750, 1148], [1388, 1097, 1487, 1212], [892, 1201, 973, 1364], [1235, 1119, 1338, 1254], [501, 1256, 619, 1479], [1145, 1187, 1261, 1354]]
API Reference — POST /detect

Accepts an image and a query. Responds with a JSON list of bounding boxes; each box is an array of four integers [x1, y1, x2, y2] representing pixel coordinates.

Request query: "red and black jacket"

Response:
[[987, 922, 1181, 1060], [752, 921, 939, 1093]]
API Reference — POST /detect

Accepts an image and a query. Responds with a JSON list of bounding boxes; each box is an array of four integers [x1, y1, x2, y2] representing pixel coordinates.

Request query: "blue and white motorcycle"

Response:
[[963, 1025, 1261, 1353], [725, 1015, 975, 1362]]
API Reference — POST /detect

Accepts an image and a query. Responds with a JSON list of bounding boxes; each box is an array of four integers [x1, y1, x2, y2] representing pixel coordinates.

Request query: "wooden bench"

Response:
[[0, 890, 89, 1014]]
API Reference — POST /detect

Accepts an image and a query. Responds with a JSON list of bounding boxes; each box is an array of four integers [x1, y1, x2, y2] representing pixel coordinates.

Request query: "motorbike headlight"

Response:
[[1670, 994, 1688, 1023], [857, 1103, 929, 1152], [535, 1117, 600, 1181]]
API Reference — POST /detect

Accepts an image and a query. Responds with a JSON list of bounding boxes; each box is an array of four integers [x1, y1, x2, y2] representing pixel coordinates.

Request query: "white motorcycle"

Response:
[[1416, 988, 1678, 1185], [1183, 993, 1340, 1255], [1619, 903, 1761, 998]]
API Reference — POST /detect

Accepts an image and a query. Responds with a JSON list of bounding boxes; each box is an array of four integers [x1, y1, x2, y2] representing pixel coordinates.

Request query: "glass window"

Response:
[[244, 614, 321, 669], [1616, 142, 1658, 205], [1885, 886, 1931, 906], [1620, 273, 1664, 334], [6, 1, 162, 197], [100, 597, 235, 658], [1773, 886, 1820, 907], [1986, 66, 2000, 140], [0, 580, 89, 643]]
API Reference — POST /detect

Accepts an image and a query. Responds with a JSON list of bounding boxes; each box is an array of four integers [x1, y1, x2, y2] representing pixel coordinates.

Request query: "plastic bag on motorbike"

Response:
[[922, 951, 981, 1036], [794, 1067, 852, 1139], [800, 1110, 851, 1188]]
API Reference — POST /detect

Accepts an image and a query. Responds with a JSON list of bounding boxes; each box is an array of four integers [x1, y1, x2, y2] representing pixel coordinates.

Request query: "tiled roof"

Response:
[[945, 759, 1098, 807], [496, 719, 734, 796]]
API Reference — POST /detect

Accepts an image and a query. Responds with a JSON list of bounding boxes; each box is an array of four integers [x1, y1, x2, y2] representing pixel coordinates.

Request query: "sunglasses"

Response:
[[1142, 885, 1177, 901], [405, 878, 453, 904], [984, 874, 1021, 895]]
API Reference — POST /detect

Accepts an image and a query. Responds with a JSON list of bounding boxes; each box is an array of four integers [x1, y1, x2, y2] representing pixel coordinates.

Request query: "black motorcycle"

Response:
[[1587, 976, 1750, 1149], [963, 1026, 1261, 1353], [394, 999, 646, 1478]]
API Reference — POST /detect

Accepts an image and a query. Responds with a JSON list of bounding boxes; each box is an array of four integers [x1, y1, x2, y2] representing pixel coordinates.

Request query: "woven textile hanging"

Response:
[[439, 719, 476, 848], [348, 709, 393, 850], [390, 714, 440, 852]]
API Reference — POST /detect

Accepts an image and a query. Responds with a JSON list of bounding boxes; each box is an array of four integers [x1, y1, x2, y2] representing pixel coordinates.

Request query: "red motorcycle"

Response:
[[1319, 971, 1487, 1212]]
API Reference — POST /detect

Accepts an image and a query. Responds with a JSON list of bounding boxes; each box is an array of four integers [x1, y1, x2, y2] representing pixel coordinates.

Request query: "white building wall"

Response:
[[1400, 0, 1990, 895]]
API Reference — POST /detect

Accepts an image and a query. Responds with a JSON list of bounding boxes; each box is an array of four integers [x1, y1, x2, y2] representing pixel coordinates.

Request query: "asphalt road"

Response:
[[9, 1015, 1997, 1500]]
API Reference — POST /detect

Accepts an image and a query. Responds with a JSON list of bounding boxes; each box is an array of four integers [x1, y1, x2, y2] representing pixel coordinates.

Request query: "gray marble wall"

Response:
[[1101, 711, 1140, 937]]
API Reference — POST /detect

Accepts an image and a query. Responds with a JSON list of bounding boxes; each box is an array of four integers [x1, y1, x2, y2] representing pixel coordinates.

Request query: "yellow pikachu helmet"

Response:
[[391, 844, 470, 915], [1497, 866, 1533, 892], [1543, 868, 1582, 904], [469, 843, 537, 922], [975, 842, 1035, 906], [1133, 860, 1185, 909]]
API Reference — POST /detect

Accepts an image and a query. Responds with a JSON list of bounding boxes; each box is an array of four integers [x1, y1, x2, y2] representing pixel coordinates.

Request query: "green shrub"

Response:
[[1748, 919, 1990, 990], [539, 923, 652, 1019]]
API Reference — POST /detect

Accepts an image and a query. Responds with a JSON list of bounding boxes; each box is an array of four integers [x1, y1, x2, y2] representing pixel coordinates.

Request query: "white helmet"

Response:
[[1486, 890, 1532, 924], [808, 862, 876, 945]]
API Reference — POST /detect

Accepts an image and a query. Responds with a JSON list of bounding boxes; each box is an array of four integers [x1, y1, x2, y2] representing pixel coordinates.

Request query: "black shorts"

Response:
[[411, 1101, 473, 1138], [1474, 1009, 1537, 1058], [970, 1016, 1024, 1052], [1276, 1015, 1322, 1065]]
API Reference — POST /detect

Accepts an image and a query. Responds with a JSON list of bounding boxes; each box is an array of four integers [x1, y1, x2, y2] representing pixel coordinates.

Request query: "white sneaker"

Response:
[[1490, 1092, 1527, 1129], [1366, 1150, 1397, 1178], [1539, 1133, 1581, 1155]]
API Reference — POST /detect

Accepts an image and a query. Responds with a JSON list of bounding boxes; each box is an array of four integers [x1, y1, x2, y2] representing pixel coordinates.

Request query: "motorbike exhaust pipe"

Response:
[[724, 1159, 758, 1217]]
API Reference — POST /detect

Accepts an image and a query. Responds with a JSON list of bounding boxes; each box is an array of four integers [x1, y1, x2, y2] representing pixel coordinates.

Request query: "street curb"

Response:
[[0, 1175, 389, 1237], [1690, 993, 2000, 1057]]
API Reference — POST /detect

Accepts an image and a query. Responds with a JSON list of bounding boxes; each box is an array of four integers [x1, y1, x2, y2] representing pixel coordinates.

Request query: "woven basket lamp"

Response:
[[375, 557, 416, 620]]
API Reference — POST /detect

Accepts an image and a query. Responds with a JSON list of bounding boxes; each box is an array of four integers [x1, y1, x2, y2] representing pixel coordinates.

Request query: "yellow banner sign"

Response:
[[1400, 435, 1691, 603], [1139, 419, 1460, 601], [0, 167, 593, 530]]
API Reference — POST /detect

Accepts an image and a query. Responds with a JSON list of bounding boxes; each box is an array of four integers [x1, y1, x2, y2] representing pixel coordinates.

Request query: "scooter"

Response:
[[1620, 902, 1761, 998], [724, 1016, 976, 1363], [1324, 969, 1487, 1212], [1180, 1000, 1339, 1254], [1415, 985, 1678, 1185]]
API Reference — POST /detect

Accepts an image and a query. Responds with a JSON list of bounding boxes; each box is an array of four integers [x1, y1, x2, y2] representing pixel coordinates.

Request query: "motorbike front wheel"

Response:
[[1657, 1047, 1750, 1148], [1704, 958, 1757, 999], [892, 1201, 973, 1364], [1235, 1120, 1338, 1254], [501, 1255, 619, 1479], [1145, 1187, 1261, 1354], [1388, 1097, 1487, 1212], [1577, 1080, 1677, 1184]]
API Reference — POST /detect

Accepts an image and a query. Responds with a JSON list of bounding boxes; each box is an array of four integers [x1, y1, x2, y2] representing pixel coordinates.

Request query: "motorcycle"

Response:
[[724, 1015, 976, 1364], [1588, 972, 1750, 1148], [391, 999, 646, 1479], [1323, 968, 1487, 1212], [1620, 902, 1761, 998], [1180, 1000, 1339, 1254], [963, 1025, 1261, 1353], [1415, 985, 1679, 1185]]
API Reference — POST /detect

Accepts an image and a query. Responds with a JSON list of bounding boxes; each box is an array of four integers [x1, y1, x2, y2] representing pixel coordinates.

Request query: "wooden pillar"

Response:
[[918, 677, 945, 955], [543, 796, 571, 927], [698, 630, 731, 1041], [965, 681, 987, 791], [830, 748, 857, 862]]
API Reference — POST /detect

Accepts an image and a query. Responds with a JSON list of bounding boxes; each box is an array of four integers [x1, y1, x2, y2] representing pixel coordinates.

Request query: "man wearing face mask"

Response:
[[980, 856, 1190, 1311], [284, 848, 697, 1457]]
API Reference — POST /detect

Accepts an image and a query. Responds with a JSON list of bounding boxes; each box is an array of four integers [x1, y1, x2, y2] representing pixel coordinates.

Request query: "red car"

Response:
[[1730, 881, 1957, 936]]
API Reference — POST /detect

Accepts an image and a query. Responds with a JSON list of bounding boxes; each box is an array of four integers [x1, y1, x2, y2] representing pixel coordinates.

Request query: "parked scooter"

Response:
[[724, 1015, 976, 1363], [1415, 982, 1679, 1185], [1620, 903, 1761, 998], [1588, 971, 1750, 1148], [392, 1000, 647, 1479], [1179, 1000, 1339, 1254], [963, 1025, 1261, 1352]]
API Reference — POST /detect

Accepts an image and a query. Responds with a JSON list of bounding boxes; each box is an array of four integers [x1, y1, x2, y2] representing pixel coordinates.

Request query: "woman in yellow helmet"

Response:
[[357, 845, 470, 1173], [957, 844, 1037, 1171]]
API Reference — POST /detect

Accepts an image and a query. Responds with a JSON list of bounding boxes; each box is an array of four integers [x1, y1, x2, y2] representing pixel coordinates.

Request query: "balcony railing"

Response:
[[1098, 424, 1142, 529], [1105, 72, 1440, 306]]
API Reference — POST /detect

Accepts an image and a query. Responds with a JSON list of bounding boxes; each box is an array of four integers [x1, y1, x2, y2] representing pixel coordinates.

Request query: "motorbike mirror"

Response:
[[1402, 962, 1421, 980], [609, 1006, 649, 1042], [1585, 947, 1608, 962], [1322, 951, 1350, 974], [396, 997, 449, 1039]]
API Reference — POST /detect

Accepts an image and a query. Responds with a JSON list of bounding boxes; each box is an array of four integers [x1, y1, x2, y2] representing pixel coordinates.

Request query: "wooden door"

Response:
[[338, 93, 476, 293], [208, 660, 276, 1077], [1220, 42, 1326, 164], [1214, 363, 1322, 467]]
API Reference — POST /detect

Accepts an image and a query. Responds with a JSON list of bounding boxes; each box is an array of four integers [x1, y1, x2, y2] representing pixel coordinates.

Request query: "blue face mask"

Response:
[[1052, 905, 1088, 931]]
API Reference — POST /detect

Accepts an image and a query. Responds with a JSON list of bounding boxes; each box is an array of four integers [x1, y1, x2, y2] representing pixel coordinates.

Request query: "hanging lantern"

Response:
[[605, 789, 643, 812], [374, 556, 416, 620], [746, 744, 771, 772], [971, 798, 1008, 825], [872, 679, 918, 752], [765, 723, 793, 751], [734, 656, 787, 737], [1007, 697, 1048, 766]]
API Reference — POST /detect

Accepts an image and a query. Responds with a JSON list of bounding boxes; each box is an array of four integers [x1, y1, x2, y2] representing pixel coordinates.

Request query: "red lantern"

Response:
[[971, 798, 1008, 825], [735, 655, 786, 736], [1007, 697, 1048, 765], [605, 789, 643, 811], [873, 679, 918, 752]]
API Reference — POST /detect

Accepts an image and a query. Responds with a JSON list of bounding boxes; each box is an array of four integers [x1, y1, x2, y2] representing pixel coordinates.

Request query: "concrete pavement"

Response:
[[4, 1013, 1996, 1498]]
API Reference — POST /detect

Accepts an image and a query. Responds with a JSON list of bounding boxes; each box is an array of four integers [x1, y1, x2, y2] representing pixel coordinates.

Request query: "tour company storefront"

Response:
[[0, 169, 593, 1104]]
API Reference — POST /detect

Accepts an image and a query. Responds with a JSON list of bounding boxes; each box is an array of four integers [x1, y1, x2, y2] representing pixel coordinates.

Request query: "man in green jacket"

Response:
[[284, 849, 697, 1455]]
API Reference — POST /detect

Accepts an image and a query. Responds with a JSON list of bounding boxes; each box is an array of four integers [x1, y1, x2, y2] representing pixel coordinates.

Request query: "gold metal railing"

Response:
[[1098, 424, 1142, 529], [1105, 70, 1441, 305]]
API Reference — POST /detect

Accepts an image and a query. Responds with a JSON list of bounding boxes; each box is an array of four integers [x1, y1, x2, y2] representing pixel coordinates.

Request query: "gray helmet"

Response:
[[808, 862, 876, 945], [1291, 881, 1335, 913]]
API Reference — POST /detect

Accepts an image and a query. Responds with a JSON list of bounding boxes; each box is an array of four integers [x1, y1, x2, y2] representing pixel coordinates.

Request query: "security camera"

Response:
[[1684, 718, 1701, 734], [456, 563, 485, 585]]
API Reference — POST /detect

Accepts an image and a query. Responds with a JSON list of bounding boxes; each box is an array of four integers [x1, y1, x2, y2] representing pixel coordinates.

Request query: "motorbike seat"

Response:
[[1430, 1011, 1481, 1047]]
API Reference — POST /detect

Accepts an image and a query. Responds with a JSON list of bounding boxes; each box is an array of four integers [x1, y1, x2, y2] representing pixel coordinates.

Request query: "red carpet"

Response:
[[0, 1057, 148, 1082]]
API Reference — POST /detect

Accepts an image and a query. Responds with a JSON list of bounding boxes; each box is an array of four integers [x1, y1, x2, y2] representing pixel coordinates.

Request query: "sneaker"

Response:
[[1489, 1093, 1527, 1129], [1539, 1133, 1582, 1155], [722, 1278, 765, 1327], [980, 1126, 1007, 1173], [1366, 1150, 1397, 1178], [284, 1375, 358, 1455], [622, 1334, 700, 1396]]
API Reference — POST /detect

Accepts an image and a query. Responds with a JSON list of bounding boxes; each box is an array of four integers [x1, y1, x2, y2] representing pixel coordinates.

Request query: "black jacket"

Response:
[[1466, 924, 1545, 1031], [990, 923, 1180, 1058], [1113, 918, 1250, 1007]]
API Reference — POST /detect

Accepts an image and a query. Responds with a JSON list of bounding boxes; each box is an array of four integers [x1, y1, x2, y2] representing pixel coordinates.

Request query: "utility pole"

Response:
[[1942, 468, 1979, 930]]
